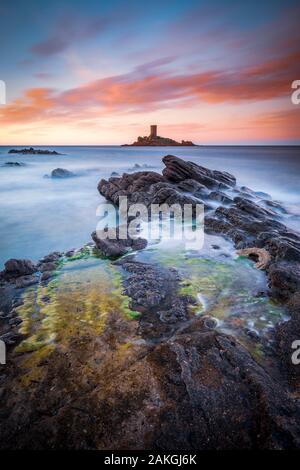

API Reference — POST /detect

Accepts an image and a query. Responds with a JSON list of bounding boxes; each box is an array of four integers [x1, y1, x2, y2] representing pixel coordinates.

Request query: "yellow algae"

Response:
[[14, 255, 142, 383], [18, 345, 55, 387]]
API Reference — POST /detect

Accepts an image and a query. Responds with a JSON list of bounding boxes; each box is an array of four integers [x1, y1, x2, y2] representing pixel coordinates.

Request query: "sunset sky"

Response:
[[0, 0, 300, 145]]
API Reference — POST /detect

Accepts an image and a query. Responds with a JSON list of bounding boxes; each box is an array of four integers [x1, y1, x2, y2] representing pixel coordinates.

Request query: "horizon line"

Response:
[[1, 144, 300, 148]]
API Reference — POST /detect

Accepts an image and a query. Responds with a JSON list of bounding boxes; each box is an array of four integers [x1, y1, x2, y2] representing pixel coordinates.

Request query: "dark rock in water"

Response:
[[65, 249, 76, 257], [208, 191, 233, 205], [41, 271, 52, 282], [15, 274, 39, 289], [3, 259, 37, 280], [177, 178, 209, 195], [51, 168, 74, 178], [111, 171, 119, 176], [240, 186, 271, 200], [98, 158, 217, 214], [99, 156, 299, 275], [255, 191, 272, 200], [98, 171, 165, 206], [37, 253, 62, 279], [92, 227, 147, 258], [38, 261, 58, 273], [233, 196, 277, 218], [9, 147, 61, 155], [39, 251, 62, 263], [264, 199, 288, 214], [4, 162, 25, 167], [162, 154, 236, 188]]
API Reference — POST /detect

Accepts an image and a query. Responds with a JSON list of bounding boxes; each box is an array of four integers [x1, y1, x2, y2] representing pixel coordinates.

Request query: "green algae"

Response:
[[137, 245, 286, 347], [14, 254, 141, 382]]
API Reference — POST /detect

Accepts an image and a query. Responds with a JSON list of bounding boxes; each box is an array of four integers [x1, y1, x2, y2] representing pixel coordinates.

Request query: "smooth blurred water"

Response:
[[0, 145, 299, 268]]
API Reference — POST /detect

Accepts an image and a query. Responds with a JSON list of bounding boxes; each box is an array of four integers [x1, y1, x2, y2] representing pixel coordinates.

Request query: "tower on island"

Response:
[[150, 125, 157, 138], [122, 124, 196, 146]]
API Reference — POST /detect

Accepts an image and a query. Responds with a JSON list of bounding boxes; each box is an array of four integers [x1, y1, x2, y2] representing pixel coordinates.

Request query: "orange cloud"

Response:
[[1, 48, 299, 145], [0, 88, 56, 124]]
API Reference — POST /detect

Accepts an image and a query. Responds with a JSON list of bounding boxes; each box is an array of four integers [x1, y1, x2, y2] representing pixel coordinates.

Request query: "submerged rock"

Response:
[[15, 274, 39, 288], [3, 162, 25, 167], [51, 168, 75, 178], [208, 190, 233, 204]]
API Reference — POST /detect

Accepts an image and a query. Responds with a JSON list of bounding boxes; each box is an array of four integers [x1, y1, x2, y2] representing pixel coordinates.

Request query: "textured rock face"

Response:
[[3, 259, 37, 279], [92, 228, 147, 258], [96, 154, 300, 393], [97, 158, 234, 219], [96, 153, 300, 271], [1, 257, 300, 450], [162, 155, 236, 188], [0, 253, 63, 288]]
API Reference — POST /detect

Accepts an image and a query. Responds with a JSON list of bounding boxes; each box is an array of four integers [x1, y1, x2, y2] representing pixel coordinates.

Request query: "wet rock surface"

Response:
[[50, 168, 75, 178], [2, 259, 37, 280], [92, 228, 147, 258], [97, 155, 300, 387], [1, 155, 300, 449], [1, 253, 300, 449]]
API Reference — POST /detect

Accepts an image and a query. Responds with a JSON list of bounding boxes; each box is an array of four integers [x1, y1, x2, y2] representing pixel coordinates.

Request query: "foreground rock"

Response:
[[97, 154, 300, 391], [0, 253, 63, 288], [92, 227, 147, 258], [9, 147, 61, 155], [1, 255, 300, 449], [2, 259, 37, 280]]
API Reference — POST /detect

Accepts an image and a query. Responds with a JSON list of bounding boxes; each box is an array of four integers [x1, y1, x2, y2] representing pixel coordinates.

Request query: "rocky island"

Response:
[[122, 125, 196, 146], [9, 147, 61, 155]]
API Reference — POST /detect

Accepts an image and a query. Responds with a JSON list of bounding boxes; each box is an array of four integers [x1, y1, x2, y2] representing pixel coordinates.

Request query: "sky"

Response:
[[0, 0, 299, 145]]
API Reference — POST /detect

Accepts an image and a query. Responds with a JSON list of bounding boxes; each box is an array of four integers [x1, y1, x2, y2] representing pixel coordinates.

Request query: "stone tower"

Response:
[[150, 125, 157, 138]]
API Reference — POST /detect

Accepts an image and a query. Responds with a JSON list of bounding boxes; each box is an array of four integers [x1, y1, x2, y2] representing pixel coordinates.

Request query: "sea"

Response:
[[0, 145, 299, 268]]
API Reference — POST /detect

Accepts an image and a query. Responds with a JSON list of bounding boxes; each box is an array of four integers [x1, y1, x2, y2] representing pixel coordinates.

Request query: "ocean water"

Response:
[[0, 145, 299, 268]]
